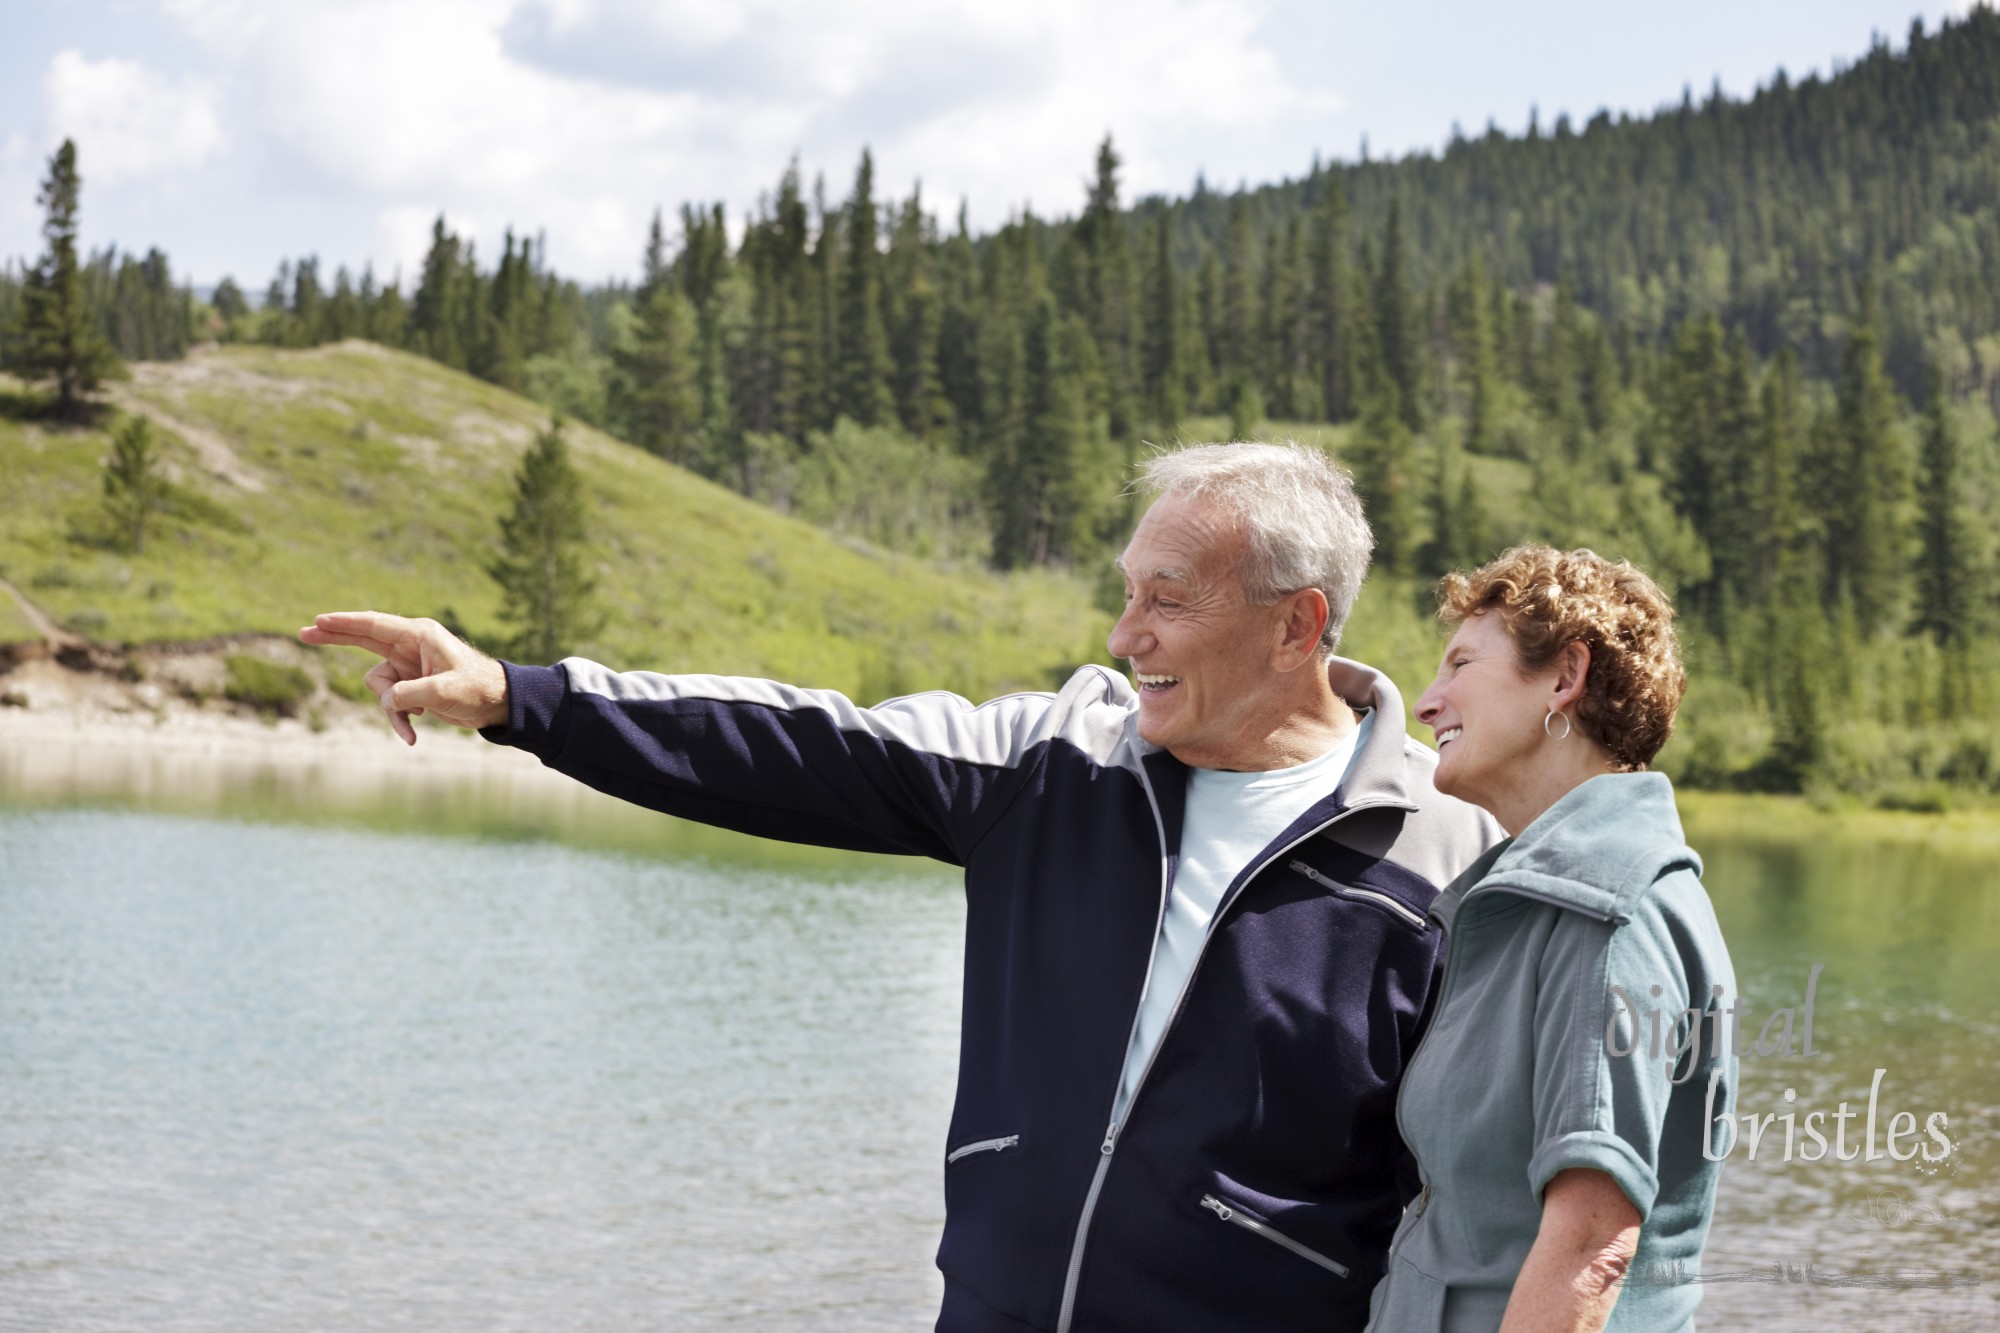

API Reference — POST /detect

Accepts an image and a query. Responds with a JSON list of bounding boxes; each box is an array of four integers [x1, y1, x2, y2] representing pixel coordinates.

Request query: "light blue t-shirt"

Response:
[[1113, 710, 1373, 1119]]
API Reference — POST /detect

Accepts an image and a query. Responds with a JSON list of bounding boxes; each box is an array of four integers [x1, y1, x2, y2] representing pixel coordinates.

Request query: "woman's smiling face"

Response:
[[1413, 611, 1559, 815]]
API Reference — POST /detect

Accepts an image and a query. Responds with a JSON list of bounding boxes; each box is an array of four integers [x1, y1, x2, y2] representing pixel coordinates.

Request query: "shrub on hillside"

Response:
[[224, 654, 313, 718]]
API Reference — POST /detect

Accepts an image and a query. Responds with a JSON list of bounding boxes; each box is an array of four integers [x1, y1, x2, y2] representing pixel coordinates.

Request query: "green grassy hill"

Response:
[[0, 342, 1112, 703]]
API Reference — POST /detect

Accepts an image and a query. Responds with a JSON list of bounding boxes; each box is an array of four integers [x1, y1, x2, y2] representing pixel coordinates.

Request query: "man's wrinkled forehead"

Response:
[[1117, 494, 1243, 586]]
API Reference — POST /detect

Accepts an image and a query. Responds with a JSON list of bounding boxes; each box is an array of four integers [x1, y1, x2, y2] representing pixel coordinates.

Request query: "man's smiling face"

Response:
[[1106, 494, 1293, 770]]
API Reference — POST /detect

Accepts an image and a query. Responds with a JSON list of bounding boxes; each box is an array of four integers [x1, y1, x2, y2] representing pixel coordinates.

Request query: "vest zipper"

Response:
[[945, 1134, 1019, 1165], [1054, 783, 1403, 1331], [1201, 1194, 1351, 1277], [1287, 858, 1428, 928]]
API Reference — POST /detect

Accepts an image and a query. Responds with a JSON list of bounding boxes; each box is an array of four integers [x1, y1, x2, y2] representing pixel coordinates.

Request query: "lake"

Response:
[[1, 740, 1994, 1330]]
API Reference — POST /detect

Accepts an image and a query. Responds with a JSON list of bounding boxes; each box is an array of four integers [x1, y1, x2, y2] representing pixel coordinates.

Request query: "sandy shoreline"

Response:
[[0, 647, 576, 810]]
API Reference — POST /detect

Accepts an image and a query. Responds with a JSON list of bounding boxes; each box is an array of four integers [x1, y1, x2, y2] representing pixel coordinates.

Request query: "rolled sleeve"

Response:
[[1525, 899, 1692, 1221]]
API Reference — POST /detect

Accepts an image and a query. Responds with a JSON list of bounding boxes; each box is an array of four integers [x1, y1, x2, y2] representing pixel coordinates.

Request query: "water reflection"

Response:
[[0, 725, 900, 875], [1691, 811, 2000, 1330]]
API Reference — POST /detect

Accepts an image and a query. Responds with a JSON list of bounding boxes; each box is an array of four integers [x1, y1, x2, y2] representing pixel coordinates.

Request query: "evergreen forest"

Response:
[[5, 10, 2000, 805]]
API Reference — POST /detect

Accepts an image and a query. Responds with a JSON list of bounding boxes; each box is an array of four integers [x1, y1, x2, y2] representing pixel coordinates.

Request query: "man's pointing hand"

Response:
[[299, 611, 510, 744]]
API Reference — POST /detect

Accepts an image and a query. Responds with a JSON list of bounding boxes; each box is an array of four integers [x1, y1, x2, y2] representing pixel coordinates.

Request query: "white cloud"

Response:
[[156, 0, 1344, 279], [41, 49, 224, 187]]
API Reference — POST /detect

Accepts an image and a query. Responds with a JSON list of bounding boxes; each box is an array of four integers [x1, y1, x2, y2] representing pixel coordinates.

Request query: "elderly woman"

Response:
[[1367, 546, 1736, 1333]]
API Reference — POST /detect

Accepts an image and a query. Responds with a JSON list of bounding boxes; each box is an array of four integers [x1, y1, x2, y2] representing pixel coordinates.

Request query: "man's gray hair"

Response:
[[1135, 441, 1373, 655]]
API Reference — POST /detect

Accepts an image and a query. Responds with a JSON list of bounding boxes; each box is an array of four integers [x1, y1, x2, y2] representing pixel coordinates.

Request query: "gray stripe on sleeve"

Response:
[[557, 659, 1140, 773]]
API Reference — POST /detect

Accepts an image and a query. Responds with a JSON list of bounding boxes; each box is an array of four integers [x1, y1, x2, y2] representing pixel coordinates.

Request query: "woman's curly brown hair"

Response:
[[1436, 545, 1685, 771]]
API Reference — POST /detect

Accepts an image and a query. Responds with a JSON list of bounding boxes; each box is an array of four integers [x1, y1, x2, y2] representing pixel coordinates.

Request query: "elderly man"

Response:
[[303, 442, 1498, 1332]]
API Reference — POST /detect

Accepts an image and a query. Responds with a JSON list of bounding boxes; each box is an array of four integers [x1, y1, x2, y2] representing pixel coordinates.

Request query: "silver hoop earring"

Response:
[[1544, 709, 1572, 741]]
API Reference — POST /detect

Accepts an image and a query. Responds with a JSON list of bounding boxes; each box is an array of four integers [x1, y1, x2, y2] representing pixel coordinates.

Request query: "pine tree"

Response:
[[1764, 591, 1829, 791], [1372, 200, 1421, 431], [368, 277, 409, 348], [611, 250, 700, 464], [489, 419, 604, 662], [992, 293, 1096, 569], [1353, 358, 1419, 575], [738, 162, 815, 447], [882, 187, 950, 440], [1218, 193, 1256, 406], [290, 256, 324, 345], [807, 174, 840, 432], [1449, 259, 1499, 453], [1657, 315, 1758, 615], [1420, 432, 1490, 575], [1308, 172, 1355, 422], [1750, 348, 1808, 598], [1537, 277, 1586, 456], [102, 415, 168, 552], [835, 150, 895, 426], [1075, 137, 1138, 439], [325, 266, 362, 342], [1140, 207, 1183, 425], [212, 277, 249, 325], [1912, 367, 1977, 644], [935, 204, 984, 452], [262, 260, 290, 331], [1261, 214, 1312, 419], [680, 204, 736, 475], [11, 140, 121, 416], [1823, 280, 1907, 632], [409, 217, 466, 370], [479, 230, 530, 391]]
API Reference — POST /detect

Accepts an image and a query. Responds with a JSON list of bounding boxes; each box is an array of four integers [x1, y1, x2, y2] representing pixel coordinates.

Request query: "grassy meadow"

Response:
[[0, 342, 1111, 704]]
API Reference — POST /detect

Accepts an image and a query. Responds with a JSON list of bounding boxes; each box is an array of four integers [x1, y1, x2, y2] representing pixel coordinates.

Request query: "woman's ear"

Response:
[[1549, 640, 1592, 712]]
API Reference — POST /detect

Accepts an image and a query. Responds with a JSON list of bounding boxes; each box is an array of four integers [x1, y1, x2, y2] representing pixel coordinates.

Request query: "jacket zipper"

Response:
[[946, 1134, 1019, 1165], [1288, 858, 1427, 928], [1054, 788, 1406, 1332], [1201, 1194, 1351, 1278]]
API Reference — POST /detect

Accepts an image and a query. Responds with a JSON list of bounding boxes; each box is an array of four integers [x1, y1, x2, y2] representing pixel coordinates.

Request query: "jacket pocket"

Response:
[[1288, 859, 1427, 929], [945, 1133, 1019, 1165], [1199, 1193, 1350, 1278]]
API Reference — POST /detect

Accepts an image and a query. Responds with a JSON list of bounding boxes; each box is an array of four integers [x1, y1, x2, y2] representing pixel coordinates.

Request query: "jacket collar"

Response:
[[1127, 655, 1420, 819], [1324, 656, 1418, 814], [1430, 771, 1699, 928]]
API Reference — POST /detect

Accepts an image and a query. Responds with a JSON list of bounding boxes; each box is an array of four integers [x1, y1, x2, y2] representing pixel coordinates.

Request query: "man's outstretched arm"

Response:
[[299, 611, 510, 744]]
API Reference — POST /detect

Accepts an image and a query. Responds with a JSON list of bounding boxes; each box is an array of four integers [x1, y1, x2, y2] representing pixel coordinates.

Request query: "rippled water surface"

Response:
[[1, 802, 962, 1331], [1, 753, 1995, 1330], [1691, 821, 2000, 1330]]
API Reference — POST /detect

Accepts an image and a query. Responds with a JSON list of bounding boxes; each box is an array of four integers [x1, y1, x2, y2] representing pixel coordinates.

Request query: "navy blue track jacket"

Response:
[[486, 654, 1500, 1332]]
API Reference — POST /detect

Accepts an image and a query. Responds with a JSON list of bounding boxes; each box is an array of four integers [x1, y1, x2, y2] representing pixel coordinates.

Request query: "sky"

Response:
[[0, 0, 1985, 290]]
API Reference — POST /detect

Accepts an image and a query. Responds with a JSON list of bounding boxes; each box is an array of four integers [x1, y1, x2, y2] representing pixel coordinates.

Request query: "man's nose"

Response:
[[1106, 607, 1151, 660], [1413, 683, 1441, 725]]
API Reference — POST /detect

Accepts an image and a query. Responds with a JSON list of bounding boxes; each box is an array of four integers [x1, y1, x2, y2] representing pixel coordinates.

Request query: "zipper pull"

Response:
[[1101, 1122, 1119, 1155]]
